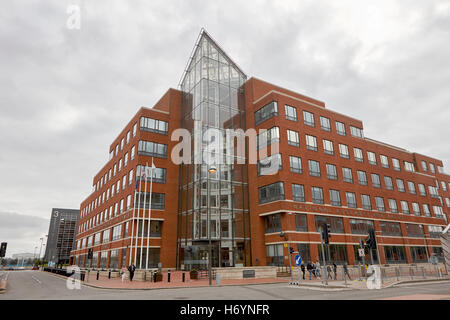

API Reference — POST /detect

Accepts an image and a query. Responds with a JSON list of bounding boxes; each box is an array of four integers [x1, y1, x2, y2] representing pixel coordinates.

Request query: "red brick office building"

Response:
[[70, 30, 450, 270]]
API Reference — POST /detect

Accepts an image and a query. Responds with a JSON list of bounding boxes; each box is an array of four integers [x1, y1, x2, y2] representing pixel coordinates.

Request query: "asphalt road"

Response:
[[1, 270, 450, 300]]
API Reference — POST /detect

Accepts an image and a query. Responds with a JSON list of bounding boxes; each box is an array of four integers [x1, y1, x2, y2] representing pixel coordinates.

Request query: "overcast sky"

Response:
[[1, 0, 450, 257]]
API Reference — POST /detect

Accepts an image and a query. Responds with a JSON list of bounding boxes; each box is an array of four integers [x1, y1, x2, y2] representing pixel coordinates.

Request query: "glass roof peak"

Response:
[[178, 28, 247, 89]]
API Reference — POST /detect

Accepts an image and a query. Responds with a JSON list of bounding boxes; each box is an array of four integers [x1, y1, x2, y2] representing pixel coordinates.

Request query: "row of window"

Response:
[[254, 101, 364, 139], [264, 213, 444, 238], [257, 153, 440, 198], [258, 181, 445, 218], [76, 220, 164, 250], [258, 125, 418, 173]]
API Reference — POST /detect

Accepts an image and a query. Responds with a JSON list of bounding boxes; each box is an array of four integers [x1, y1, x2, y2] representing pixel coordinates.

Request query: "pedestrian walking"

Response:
[[306, 262, 313, 280], [315, 261, 321, 279], [343, 263, 351, 280], [300, 263, 306, 280], [128, 264, 136, 282], [327, 265, 333, 280], [333, 262, 337, 280], [121, 266, 127, 283]]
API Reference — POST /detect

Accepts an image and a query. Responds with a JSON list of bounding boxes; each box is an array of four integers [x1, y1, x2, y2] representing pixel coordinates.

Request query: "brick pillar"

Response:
[[306, 213, 318, 263], [400, 223, 413, 264]]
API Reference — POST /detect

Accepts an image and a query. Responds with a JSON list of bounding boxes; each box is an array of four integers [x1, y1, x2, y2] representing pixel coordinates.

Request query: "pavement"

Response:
[[1, 270, 450, 300]]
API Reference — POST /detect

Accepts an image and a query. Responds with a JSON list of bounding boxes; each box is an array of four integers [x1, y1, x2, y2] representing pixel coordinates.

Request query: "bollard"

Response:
[[396, 268, 399, 281], [216, 274, 222, 286], [410, 267, 413, 280], [168, 270, 171, 283], [182, 272, 185, 282], [97, 271, 99, 280], [108, 271, 111, 279], [144, 271, 146, 281], [358, 265, 362, 281], [422, 267, 425, 279], [343, 269, 347, 285], [153, 271, 157, 282]]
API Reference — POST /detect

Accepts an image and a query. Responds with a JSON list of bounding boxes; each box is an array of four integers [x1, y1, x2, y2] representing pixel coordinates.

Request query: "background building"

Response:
[[44, 208, 79, 265], [70, 29, 450, 270]]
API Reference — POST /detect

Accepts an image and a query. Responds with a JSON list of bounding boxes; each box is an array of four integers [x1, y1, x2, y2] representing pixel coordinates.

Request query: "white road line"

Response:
[[31, 275, 42, 284]]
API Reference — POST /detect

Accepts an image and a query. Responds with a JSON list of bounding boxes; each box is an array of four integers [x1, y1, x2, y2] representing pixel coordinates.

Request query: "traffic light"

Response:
[[322, 223, 331, 244], [289, 247, 294, 254], [0, 243, 7, 258]]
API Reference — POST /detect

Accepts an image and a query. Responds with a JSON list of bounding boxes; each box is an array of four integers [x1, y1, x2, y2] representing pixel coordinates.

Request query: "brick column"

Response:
[[400, 223, 413, 264]]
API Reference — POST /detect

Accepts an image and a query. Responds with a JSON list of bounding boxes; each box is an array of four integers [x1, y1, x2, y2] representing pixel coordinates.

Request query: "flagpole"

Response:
[[128, 168, 139, 266], [133, 165, 144, 267], [139, 162, 148, 269], [145, 158, 154, 270]]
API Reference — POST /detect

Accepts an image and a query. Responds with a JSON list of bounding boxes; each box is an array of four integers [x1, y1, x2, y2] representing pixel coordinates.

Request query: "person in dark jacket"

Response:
[[327, 264, 333, 280], [300, 263, 306, 280], [306, 262, 313, 280], [343, 263, 351, 280], [333, 262, 337, 280], [128, 264, 136, 282]]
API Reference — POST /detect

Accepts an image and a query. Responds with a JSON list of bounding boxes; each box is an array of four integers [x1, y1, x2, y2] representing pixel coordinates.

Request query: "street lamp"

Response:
[[207, 165, 216, 286]]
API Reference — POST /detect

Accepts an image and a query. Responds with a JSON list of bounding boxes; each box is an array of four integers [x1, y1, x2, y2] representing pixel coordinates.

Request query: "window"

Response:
[[418, 184, 426, 196], [303, 111, 315, 127], [421, 161, 427, 171], [102, 229, 110, 243], [122, 175, 126, 190], [315, 215, 344, 233], [115, 144, 119, 156], [112, 225, 122, 241], [292, 184, 305, 202], [258, 182, 285, 204], [285, 105, 297, 121], [346, 192, 357, 208], [326, 163, 338, 180], [126, 194, 131, 209], [428, 225, 443, 238], [132, 123, 137, 137], [429, 163, 435, 173], [412, 202, 421, 216], [396, 179, 405, 192], [380, 222, 402, 236], [287, 129, 299, 147], [400, 201, 409, 214], [405, 224, 424, 238], [371, 174, 381, 188], [140, 117, 169, 135], [367, 151, 377, 165], [265, 214, 282, 233], [138, 140, 168, 158], [384, 176, 394, 190], [428, 186, 439, 198], [258, 153, 283, 175], [120, 138, 124, 150], [380, 155, 389, 168], [339, 144, 349, 158], [126, 131, 130, 144], [131, 146, 135, 160], [423, 204, 431, 217], [136, 192, 165, 210], [392, 158, 401, 171], [407, 181, 416, 194], [257, 126, 280, 149], [254, 101, 278, 125], [309, 160, 321, 177], [113, 164, 117, 176], [311, 186, 324, 204], [441, 181, 447, 191], [350, 219, 374, 234], [357, 170, 368, 185], [329, 189, 341, 206], [354, 148, 363, 162], [320, 116, 331, 131], [388, 199, 398, 213], [289, 156, 302, 174], [404, 161, 415, 172], [446, 198, 450, 208], [350, 126, 363, 138], [306, 135, 317, 151], [295, 214, 308, 231], [336, 121, 346, 135], [136, 165, 167, 184], [433, 206, 444, 218], [361, 195, 372, 210], [118, 159, 123, 171], [94, 233, 101, 245], [266, 244, 284, 266], [124, 153, 128, 167], [343, 167, 353, 183], [438, 166, 444, 174], [323, 139, 334, 155], [375, 197, 385, 212], [120, 198, 124, 213]]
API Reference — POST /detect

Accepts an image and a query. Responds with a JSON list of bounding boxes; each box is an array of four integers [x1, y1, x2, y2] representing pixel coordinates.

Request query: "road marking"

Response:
[[31, 276, 42, 284]]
